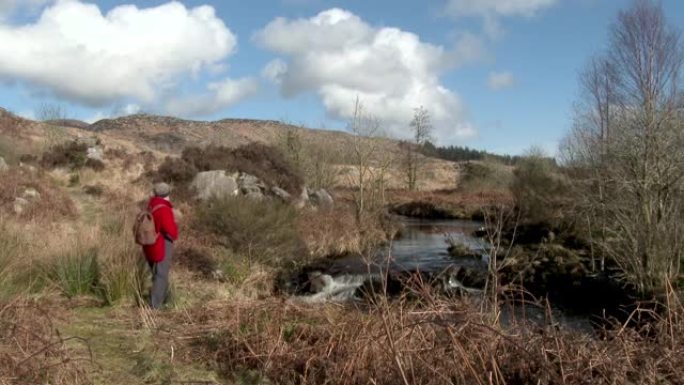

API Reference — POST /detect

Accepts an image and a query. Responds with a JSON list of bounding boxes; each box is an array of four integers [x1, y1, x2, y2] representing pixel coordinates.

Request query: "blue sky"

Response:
[[0, 0, 682, 155]]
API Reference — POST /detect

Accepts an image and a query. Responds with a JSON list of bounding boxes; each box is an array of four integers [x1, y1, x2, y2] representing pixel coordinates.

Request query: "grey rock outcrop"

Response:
[[310, 188, 334, 208], [294, 188, 309, 209], [191, 170, 239, 201], [22, 188, 41, 201], [271, 186, 291, 202], [245, 191, 265, 201], [13, 197, 29, 215], [238, 173, 266, 195], [86, 146, 104, 161]]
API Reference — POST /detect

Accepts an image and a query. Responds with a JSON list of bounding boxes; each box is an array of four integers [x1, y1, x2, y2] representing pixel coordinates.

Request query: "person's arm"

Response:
[[158, 206, 179, 241]]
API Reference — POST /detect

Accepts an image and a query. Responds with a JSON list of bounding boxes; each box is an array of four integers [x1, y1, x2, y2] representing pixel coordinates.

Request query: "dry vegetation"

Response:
[[1, 3, 683, 380], [170, 285, 684, 385]]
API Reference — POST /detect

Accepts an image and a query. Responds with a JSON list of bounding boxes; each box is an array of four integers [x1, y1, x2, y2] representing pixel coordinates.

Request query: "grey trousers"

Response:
[[148, 239, 173, 309]]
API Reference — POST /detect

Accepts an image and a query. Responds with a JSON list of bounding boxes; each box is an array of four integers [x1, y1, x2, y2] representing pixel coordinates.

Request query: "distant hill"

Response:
[[0, 107, 463, 190], [44, 119, 91, 130]]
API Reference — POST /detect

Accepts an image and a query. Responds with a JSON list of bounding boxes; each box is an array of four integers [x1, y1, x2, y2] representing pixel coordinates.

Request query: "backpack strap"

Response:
[[150, 204, 168, 214]]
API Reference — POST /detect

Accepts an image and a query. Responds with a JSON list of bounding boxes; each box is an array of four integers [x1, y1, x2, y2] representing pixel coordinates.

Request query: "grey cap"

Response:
[[153, 182, 171, 197]]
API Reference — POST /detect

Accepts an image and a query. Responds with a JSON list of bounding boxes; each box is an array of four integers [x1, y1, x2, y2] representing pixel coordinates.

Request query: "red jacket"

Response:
[[142, 196, 178, 263]]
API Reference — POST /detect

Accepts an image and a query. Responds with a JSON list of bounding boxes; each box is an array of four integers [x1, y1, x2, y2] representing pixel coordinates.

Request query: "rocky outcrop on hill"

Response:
[[190, 169, 333, 208], [191, 171, 239, 201]]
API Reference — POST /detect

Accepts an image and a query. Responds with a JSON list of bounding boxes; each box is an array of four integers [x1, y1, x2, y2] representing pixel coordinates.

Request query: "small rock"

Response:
[[310, 188, 333, 208], [20, 163, 36, 173], [13, 197, 29, 215], [211, 269, 226, 282], [0, 156, 8, 172], [22, 188, 41, 201], [271, 186, 291, 201], [308, 272, 333, 293], [294, 188, 309, 209], [86, 146, 104, 161]]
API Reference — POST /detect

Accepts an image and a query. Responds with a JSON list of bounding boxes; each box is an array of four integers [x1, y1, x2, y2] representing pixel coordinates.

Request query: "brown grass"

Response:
[[296, 206, 387, 258], [172, 285, 684, 385], [0, 168, 76, 220], [0, 299, 93, 385]]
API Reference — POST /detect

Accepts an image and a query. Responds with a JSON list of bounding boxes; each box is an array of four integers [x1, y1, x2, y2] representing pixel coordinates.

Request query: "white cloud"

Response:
[[0, 1, 237, 107], [445, 0, 557, 39], [255, 8, 475, 143], [261, 59, 288, 84], [487, 71, 515, 90], [165, 77, 259, 116], [445, 0, 557, 18]]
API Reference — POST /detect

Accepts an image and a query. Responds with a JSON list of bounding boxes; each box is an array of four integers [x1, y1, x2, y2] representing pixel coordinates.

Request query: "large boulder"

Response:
[[309, 188, 334, 208], [0, 156, 8, 172], [191, 170, 239, 201]]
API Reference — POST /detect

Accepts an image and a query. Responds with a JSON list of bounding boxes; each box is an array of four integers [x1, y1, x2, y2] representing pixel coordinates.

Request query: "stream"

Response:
[[289, 216, 595, 332]]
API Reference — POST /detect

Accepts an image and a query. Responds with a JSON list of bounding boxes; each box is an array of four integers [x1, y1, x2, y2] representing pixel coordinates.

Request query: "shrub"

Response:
[[175, 246, 219, 279], [511, 150, 571, 226], [197, 196, 305, 268], [40, 141, 88, 169], [40, 140, 105, 171], [156, 156, 198, 184], [83, 184, 104, 196], [458, 160, 512, 193], [85, 158, 105, 171], [181, 145, 232, 172], [231, 143, 304, 194], [18, 154, 38, 164]]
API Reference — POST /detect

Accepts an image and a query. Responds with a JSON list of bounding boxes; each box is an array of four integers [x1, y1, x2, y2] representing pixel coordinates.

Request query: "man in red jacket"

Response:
[[143, 182, 179, 309]]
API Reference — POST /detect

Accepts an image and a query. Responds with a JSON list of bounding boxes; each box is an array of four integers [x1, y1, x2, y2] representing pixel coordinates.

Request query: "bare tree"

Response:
[[346, 98, 390, 226], [403, 106, 432, 191], [36, 103, 68, 121], [562, 0, 684, 294]]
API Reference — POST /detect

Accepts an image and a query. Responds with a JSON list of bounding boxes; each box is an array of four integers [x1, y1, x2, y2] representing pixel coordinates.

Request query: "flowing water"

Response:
[[292, 216, 595, 332], [325, 217, 487, 275], [294, 217, 488, 302]]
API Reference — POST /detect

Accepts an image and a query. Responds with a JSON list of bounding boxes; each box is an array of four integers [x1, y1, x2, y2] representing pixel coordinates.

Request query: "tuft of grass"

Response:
[[0, 225, 48, 298], [49, 246, 100, 299]]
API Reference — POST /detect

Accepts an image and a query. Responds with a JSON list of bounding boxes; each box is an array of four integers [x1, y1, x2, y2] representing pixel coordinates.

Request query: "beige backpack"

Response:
[[133, 205, 164, 245]]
